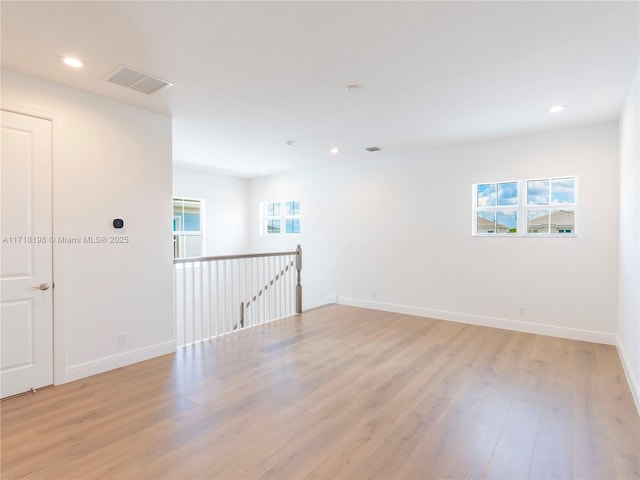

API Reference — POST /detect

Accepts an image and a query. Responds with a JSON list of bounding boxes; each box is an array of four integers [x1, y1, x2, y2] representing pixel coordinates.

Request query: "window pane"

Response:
[[497, 182, 518, 206], [172, 199, 203, 257], [266, 202, 280, 217], [527, 180, 550, 205], [477, 211, 496, 234], [184, 235, 202, 257], [173, 199, 201, 232], [527, 209, 550, 234], [477, 184, 497, 207], [497, 210, 518, 233], [551, 177, 575, 204], [183, 212, 200, 232], [173, 201, 184, 232], [173, 233, 202, 258], [267, 219, 280, 234], [286, 200, 300, 216], [173, 214, 183, 232], [550, 208, 575, 234], [182, 199, 200, 210], [286, 218, 300, 234]]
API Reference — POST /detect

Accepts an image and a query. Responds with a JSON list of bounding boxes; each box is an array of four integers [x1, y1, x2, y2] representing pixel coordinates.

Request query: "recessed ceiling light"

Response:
[[260, 169, 267, 175], [284, 140, 295, 147], [345, 84, 361, 93], [62, 57, 84, 68], [330, 147, 340, 155], [546, 105, 566, 113]]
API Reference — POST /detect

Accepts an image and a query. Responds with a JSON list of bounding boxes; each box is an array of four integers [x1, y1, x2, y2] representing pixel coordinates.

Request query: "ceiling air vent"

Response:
[[365, 146, 382, 152], [106, 66, 173, 95]]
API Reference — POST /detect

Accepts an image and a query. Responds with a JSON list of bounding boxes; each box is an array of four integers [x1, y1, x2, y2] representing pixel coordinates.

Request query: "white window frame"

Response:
[[524, 177, 578, 236], [173, 197, 205, 258], [472, 180, 520, 236], [472, 176, 578, 237], [264, 201, 281, 234], [261, 200, 301, 235]]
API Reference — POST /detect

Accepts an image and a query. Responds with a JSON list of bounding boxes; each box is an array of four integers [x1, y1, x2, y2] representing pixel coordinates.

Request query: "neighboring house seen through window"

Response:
[[173, 197, 203, 258], [475, 181, 519, 234], [473, 177, 576, 236], [526, 178, 576, 234]]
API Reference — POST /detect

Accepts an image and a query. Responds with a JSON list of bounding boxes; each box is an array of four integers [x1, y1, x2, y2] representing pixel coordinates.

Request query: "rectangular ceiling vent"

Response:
[[365, 146, 382, 152], [106, 66, 173, 95]]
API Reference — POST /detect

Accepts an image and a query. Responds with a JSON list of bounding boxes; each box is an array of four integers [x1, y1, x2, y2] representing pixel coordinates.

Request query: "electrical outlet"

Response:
[[372, 289, 377, 299], [518, 307, 526, 317], [117, 333, 127, 346]]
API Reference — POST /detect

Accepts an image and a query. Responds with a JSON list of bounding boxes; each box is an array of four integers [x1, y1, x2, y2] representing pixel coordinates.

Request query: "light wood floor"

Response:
[[2, 305, 639, 479]]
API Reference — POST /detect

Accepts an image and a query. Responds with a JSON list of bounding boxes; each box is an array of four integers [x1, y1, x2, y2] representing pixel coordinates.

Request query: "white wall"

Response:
[[2, 69, 174, 382], [173, 165, 250, 255], [250, 122, 620, 343], [618, 65, 640, 410]]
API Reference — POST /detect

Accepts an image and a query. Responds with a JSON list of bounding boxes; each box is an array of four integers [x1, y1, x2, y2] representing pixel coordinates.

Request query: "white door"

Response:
[[1, 110, 53, 398]]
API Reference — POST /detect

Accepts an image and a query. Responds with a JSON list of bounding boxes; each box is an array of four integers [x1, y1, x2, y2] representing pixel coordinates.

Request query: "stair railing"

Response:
[[173, 246, 301, 346]]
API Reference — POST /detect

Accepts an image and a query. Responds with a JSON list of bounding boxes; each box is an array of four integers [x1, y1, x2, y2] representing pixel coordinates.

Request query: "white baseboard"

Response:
[[64, 341, 176, 383], [616, 337, 640, 415], [337, 296, 617, 345]]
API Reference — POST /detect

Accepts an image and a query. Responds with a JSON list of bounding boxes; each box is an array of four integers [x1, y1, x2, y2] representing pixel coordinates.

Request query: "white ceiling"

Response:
[[2, 1, 638, 178]]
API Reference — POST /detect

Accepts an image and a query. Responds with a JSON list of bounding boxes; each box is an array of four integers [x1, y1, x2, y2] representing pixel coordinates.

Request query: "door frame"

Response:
[[2, 103, 66, 387]]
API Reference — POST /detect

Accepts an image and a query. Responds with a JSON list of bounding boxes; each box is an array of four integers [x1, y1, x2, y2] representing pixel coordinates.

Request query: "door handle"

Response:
[[32, 283, 50, 291]]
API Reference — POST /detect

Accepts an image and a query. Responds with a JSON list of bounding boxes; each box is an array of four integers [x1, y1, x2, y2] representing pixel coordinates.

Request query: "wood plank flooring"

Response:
[[1, 305, 638, 479]]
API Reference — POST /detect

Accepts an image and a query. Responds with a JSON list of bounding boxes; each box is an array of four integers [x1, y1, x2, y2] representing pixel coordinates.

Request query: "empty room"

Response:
[[1, 1, 639, 479]]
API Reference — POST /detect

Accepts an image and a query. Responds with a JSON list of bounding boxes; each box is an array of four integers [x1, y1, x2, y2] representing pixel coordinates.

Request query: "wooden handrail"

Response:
[[173, 250, 298, 264]]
